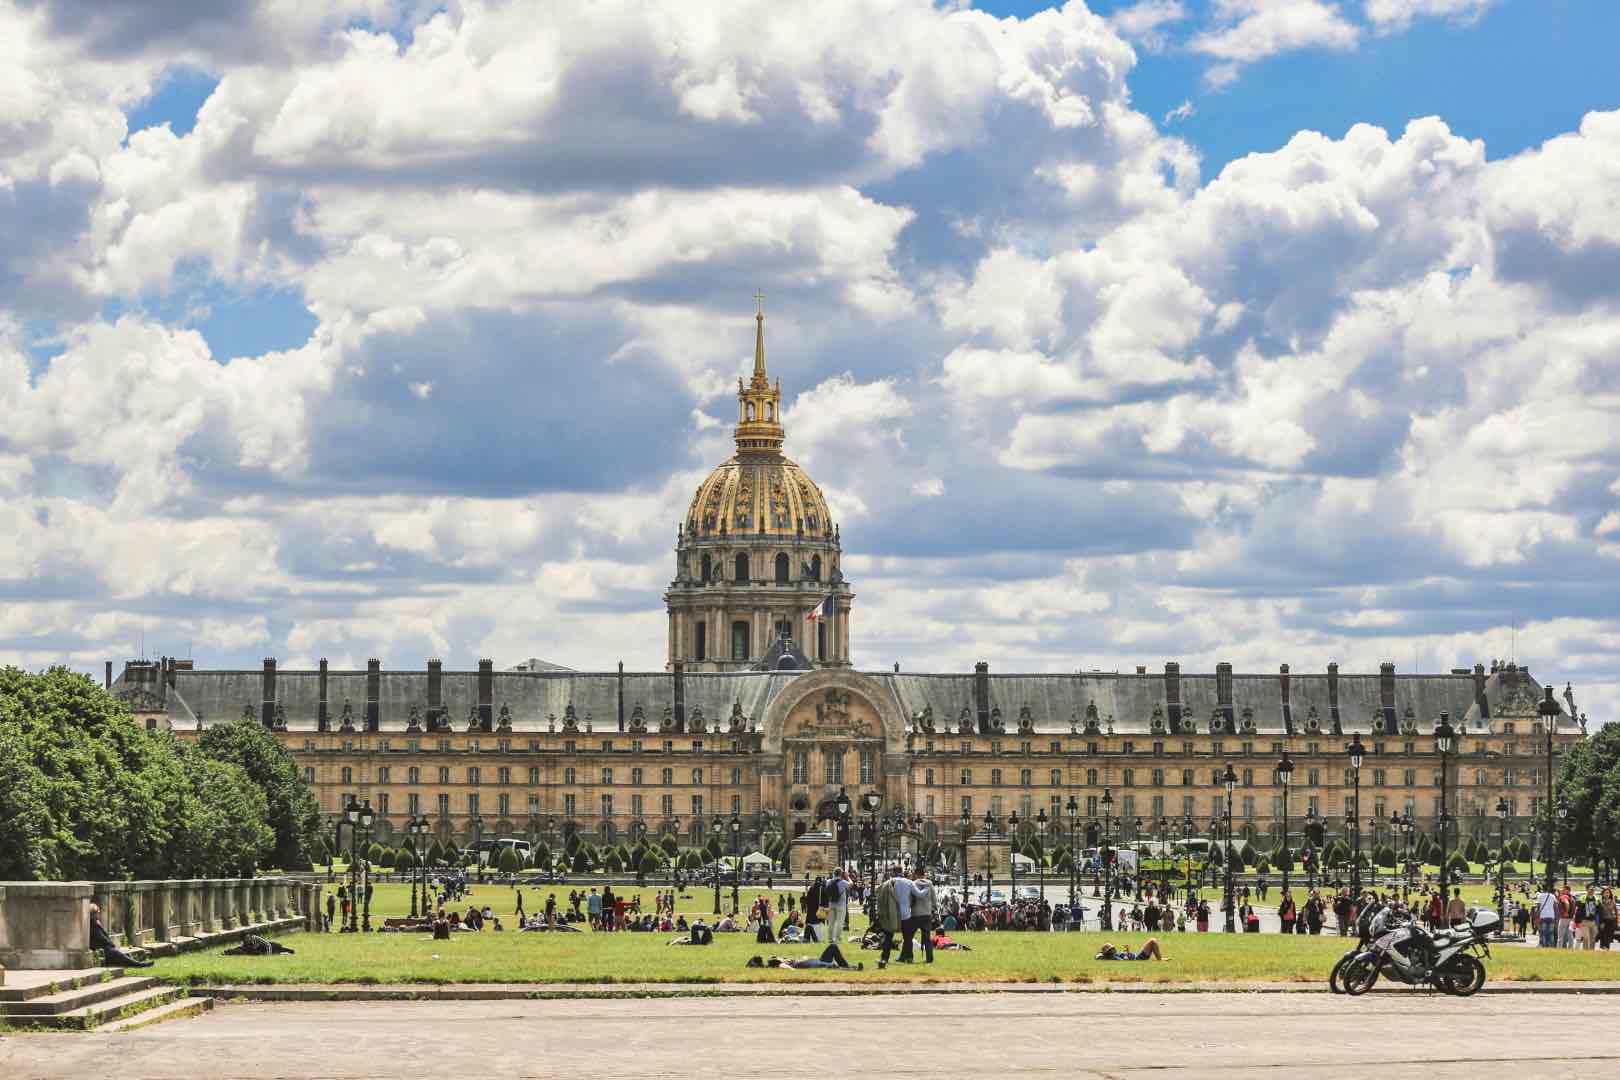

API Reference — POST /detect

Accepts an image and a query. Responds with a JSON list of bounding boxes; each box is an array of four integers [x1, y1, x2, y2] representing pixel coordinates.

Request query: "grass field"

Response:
[[153, 882, 1620, 987]]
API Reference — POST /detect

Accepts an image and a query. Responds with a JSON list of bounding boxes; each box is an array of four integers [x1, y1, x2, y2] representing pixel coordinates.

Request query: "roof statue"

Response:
[[689, 705, 707, 734], [497, 704, 513, 732]]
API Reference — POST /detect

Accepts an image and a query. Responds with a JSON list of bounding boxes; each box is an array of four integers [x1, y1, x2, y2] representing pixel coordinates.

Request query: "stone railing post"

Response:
[[175, 880, 197, 939], [136, 882, 160, 946]]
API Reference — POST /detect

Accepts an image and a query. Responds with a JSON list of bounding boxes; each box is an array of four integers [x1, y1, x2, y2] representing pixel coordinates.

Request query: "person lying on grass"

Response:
[[746, 945, 863, 971], [1095, 939, 1168, 961]]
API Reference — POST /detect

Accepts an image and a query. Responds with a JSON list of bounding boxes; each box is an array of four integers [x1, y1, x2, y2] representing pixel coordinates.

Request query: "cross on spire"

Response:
[[754, 288, 765, 317]]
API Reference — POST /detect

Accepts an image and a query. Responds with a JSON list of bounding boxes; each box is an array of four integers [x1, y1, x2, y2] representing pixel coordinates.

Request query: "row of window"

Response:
[[789, 749, 876, 785], [693, 617, 830, 662], [320, 765, 750, 786], [697, 551, 819, 585], [309, 738, 741, 754], [914, 765, 1544, 788], [951, 791, 1529, 825], [335, 791, 746, 820]]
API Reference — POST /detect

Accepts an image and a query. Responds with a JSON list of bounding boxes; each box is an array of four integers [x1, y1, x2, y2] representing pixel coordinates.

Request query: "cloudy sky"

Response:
[[2, 0, 1617, 721]]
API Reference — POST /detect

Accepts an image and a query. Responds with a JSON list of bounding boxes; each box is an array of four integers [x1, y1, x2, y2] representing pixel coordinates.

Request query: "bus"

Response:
[[473, 837, 532, 868]]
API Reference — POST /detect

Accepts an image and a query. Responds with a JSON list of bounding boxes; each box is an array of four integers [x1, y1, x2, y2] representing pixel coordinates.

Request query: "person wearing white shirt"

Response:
[[825, 868, 850, 945]]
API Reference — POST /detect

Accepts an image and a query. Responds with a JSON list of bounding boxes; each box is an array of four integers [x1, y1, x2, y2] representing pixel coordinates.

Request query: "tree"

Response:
[[529, 841, 551, 871], [639, 851, 662, 878], [572, 848, 593, 873], [1238, 841, 1257, 868], [0, 667, 273, 881], [660, 833, 680, 857], [1445, 850, 1470, 876], [367, 841, 386, 866], [1374, 843, 1397, 869], [498, 846, 522, 873], [378, 845, 397, 869], [1252, 852, 1271, 875], [604, 850, 624, 873], [1323, 839, 1350, 868], [1556, 722, 1620, 876], [395, 845, 416, 870], [197, 714, 322, 871]]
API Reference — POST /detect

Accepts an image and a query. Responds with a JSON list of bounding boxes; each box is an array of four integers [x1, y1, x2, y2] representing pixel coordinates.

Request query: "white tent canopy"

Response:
[[740, 850, 774, 866], [1010, 852, 1035, 868]]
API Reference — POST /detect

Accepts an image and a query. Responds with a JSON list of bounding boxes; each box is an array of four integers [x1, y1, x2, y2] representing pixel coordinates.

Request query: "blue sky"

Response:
[[1, 0, 1616, 726]]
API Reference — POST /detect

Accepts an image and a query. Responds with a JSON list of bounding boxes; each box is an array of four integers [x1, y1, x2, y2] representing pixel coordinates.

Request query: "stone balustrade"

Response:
[[0, 877, 321, 971]]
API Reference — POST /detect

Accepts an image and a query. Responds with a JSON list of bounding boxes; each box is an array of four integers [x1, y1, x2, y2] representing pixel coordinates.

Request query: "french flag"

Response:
[[806, 594, 833, 622]]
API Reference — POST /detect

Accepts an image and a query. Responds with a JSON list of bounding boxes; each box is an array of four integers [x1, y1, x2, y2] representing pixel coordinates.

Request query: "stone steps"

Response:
[[0, 975, 157, 1015], [95, 994, 214, 1033], [0, 967, 126, 1003]]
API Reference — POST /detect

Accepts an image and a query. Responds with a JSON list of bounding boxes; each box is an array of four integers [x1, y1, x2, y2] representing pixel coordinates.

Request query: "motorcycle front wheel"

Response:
[[1328, 951, 1356, 994], [1437, 955, 1486, 997], [1342, 955, 1380, 996]]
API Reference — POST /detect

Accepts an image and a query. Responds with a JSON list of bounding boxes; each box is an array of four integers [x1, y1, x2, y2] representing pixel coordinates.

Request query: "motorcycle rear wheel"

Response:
[[1437, 955, 1486, 997], [1342, 955, 1379, 996]]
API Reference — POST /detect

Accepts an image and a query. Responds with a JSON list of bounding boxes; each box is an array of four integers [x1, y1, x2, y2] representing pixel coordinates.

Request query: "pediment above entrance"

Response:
[[760, 670, 905, 755]]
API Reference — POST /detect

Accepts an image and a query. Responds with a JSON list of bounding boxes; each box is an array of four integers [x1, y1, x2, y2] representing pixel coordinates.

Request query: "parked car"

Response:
[[1014, 886, 1043, 902]]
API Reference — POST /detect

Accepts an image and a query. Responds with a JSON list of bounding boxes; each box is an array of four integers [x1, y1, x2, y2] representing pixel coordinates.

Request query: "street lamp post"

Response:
[[1065, 796, 1079, 909], [1035, 808, 1048, 905], [356, 798, 374, 932], [1276, 750, 1295, 900], [1436, 711, 1455, 904], [1181, 815, 1194, 900], [960, 805, 972, 905], [983, 810, 996, 904], [1220, 763, 1238, 933], [1304, 806, 1318, 891], [711, 814, 724, 915], [1100, 789, 1115, 931], [834, 787, 852, 876], [1557, 805, 1569, 888], [1132, 818, 1143, 900], [1495, 796, 1510, 926], [1157, 819, 1169, 901], [473, 815, 484, 883], [1538, 685, 1560, 891], [1348, 735, 1365, 900], [730, 814, 742, 913], [1008, 810, 1021, 902], [862, 791, 883, 888], [342, 796, 361, 933], [408, 815, 427, 918]]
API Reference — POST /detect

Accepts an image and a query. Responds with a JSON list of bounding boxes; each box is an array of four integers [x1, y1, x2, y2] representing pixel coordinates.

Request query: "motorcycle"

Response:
[[1342, 907, 1498, 996]]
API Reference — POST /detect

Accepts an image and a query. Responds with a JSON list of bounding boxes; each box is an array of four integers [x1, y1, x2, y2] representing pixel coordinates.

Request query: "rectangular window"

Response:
[[1241, 796, 1254, 819], [1151, 795, 1164, 819], [1181, 769, 1193, 786], [1123, 741, 1135, 754], [660, 767, 671, 785], [468, 767, 480, 785], [376, 793, 389, 815], [602, 768, 613, 785], [341, 766, 353, 784], [1152, 768, 1165, 786], [528, 766, 540, 785], [438, 767, 451, 784], [825, 751, 843, 785], [990, 796, 1003, 819], [566, 767, 577, 784], [1123, 769, 1134, 787], [1086, 768, 1098, 786], [1049, 769, 1061, 787], [1404, 768, 1416, 787], [601, 740, 613, 753], [498, 767, 511, 784], [601, 794, 612, 818], [378, 766, 391, 783], [961, 768, 973, 786], [564, 794, 576, 817], [692, 795, 703, 817], [1086, 795, 1098, 817], [692, 741, 703, 752], [527, 795, 539, 814], [1019, 769, 1031, 787], [1271, 796, 1283, 819], [1242, 768, 1254, 786], [1373, 768, 1387, 786], [498, 793, 510, 817], [793, 752, 808, 785], [661, 794, 674, 816], [1307, 768, 1320, 786], [991, 768, 1003, 786], [731, 794, 741, 814], [467, 794, 479, 816], [408, 793, 421, 816], [304, 766, 315, 784], [408, 766, 420, 784], [731, 767, 741, 785], [1050, 741, 1062, 753], [859, 750, 875, 785], [631, 794, 643, 816], [961, 741, 973, 754], [437, 794, 449, 817], [1182, 795, 1194, 818], [692, 768, 703, 784], [925, 768, 936, 786], [1122, 795, 1135, 820], [632, 767, 644, 785]]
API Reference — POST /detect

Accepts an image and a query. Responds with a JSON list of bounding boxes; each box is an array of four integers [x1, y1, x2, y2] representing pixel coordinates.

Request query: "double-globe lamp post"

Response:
[[1276, 750, 1295, 900], [341, 795, 374, 933], [960, 805, 972, 902], [1436, 711, 1456, 904], [1495, 795, 1510, 925], [1347, 735, 1365, 901], [1066, 796, 1080, 909], [1220, 763, 1238, 933], [1100, 788, 1115, 931], [408, 814, 431, 919]]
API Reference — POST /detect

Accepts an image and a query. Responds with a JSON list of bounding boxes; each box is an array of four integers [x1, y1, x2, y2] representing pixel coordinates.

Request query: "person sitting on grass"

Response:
[[930, 930, 971, 951], [668, 920, 714, 945], [716, 914, 739, 932], [1095, 939, 1168, 962]]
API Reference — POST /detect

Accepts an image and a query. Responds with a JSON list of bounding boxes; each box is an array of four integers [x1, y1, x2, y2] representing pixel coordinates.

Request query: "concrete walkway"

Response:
[[4, 992, 1615, 1078], [180, 978, 1620, 1000]]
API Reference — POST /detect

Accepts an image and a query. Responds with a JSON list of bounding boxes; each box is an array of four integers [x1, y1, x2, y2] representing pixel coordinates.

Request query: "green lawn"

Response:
[[152, 880, 1620, 987]]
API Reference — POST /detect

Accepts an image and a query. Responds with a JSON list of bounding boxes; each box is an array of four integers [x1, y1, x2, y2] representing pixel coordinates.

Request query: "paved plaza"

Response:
[[3, 991, 1615, 1078]]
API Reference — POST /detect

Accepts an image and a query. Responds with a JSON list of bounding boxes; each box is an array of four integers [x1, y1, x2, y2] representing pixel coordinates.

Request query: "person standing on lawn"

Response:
[[1278, 890, 1296, 934], [909, 867, 936, 964], [1445, 886, 1466, 927], [873, 868, 904, 969], [1599, 888, 1617, 950], [1533, 884, 1559, 947], [827, 868, 852, 946], [326, 890, 336, 932]]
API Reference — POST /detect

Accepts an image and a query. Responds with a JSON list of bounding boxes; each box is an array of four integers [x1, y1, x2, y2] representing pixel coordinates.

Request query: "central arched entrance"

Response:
[[758, 670, 908, 874]]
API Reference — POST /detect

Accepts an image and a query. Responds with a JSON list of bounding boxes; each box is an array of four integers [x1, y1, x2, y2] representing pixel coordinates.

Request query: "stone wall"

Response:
[[0, 878, 321, 971]]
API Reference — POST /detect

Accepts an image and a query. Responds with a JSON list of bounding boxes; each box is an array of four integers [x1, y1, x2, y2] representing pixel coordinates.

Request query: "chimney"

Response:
[[1379, 661, 1398, 730], [1216, 661, 1234, 727], [318, 658, 330, 733], [366, 659, 381, 733], [616, 660, 625, 732], [1327, 662, 1341, 734], [1473, 663, 1489, 720], [261, 658, 277, 728], [672, 661, 686, 732], [427, 658, 443, 708], [478, 659, 494, 732], [1279, 664, 1293, 735], [1135, 665, 1147, 675], [1164, 662, 1182, 732], [974, 661, 991, 735], [105, 661, 112, 690]]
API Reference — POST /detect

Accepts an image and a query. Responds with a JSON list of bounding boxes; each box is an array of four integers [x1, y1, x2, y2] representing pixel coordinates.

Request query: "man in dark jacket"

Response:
[[804, 875, 824, 942]]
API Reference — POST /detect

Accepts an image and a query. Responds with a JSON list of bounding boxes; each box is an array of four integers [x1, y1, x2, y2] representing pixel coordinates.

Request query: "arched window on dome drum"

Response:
[[695, 622, 706, 662], [775, 552, 790, 583], [746, 402, 755, 420], [817, 620, 827, 661], [731, 620, 749, 661], [700, 553, 712, 583], [766, 402, 774, 420], [734, 553, 749, 582], [809, 554, 821, 581]]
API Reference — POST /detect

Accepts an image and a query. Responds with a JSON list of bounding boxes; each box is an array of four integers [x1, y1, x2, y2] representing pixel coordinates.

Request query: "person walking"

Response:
[[825, 868, 850, 946], [1534, 884, 1559, 947], [1599, 888, 1617, 950], [873, 870, 904, 969], [515, 888, 525, 921], [1278, 891, 1296, 935], [1445, 886, 1466, 928], [326, 890, 336, 932], [910, 868, 936, 964], [1557, 886, 1574, 949]]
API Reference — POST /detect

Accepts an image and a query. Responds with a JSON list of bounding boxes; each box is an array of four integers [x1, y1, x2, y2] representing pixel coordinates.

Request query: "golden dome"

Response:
[[686, 456, 833, 540], [684, 304, 833, 541]]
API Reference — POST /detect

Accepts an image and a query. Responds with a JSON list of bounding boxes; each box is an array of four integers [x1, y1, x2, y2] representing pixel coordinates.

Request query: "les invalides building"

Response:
[[115, 312, 1587, 867]]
